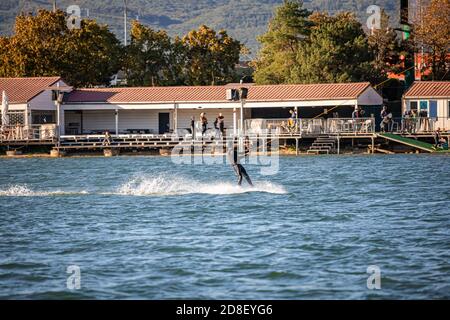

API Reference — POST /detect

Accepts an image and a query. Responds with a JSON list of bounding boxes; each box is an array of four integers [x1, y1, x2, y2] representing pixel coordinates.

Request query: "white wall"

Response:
[[404, 98, 450, 130], [436, 99, 450, 130], [357, 87, 383, 106], [77, 109, 176, 133], [29, 80, 68, 111]]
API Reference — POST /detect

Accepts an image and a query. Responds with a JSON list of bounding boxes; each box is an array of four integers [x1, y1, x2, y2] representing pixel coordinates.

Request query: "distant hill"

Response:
[[0, 0, 400, 56]]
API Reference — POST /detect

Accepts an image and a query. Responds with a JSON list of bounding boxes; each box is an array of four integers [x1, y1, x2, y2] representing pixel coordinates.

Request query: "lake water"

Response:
[[0, 154, 449, 299]]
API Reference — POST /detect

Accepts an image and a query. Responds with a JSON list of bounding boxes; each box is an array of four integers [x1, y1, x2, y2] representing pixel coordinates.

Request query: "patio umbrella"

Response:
[[1, 90, 9, 127]]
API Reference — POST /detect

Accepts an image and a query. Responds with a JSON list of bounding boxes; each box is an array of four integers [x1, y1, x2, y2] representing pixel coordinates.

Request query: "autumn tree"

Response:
[[181, 25, 243, 86], [0, 9, 122, 87], [413, 0, 450, 80], [367, 10, 404, 83], [0, 10, 68, 77], [252, 0, 312, 84], [124, 21, 186, 87]]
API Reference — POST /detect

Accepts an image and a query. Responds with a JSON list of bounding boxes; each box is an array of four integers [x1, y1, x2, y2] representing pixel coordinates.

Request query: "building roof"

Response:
[[404, 81, 450, 99], [0, 77, 62, 103], [64, 82, 373, 104]]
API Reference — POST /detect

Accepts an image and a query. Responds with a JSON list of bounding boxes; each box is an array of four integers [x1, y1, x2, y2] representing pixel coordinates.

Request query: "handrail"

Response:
[[0, 124, 58, 142]]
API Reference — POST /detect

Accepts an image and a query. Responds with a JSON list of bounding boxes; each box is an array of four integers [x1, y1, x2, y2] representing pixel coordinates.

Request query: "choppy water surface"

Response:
[[0, 155, 449, 299]]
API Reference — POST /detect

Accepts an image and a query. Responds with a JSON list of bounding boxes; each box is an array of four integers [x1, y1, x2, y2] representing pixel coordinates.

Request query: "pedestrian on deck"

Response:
[[214, 113, 225, 139], [434, 128, 442, 148], [288, 109, 297, 133], [200, 112, 208, 137], [190, 116, 196, 140], [402, 110, 411, 133], [102, 130, 112, 146], [411, 109, 418, 133], [380, 106, 390, 132], [352, 106, 361, 132]]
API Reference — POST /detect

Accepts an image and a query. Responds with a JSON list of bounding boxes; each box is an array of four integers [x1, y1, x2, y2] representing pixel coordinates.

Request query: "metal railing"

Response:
[[246, 118, 376, 135], [327, 118, 375, 134], [0, 124, 58, 142], [386, 117, 446, 134]]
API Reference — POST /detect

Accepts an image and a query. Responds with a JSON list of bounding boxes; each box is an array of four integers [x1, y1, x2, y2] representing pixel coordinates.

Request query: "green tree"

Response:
[[181, 25, 243, 86], [124, 21, 185, 87], [252, 0, 312, 84], [66, 19, 122, 87], [291, 12, 374, 84]]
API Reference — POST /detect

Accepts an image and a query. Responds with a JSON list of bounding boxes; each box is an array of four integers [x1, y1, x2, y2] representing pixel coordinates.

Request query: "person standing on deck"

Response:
[[200, 112, 208, 137], [227, 138, 253, 187], [380, 106, 389, 132], [288, 109, 297, 133], [434, 128, 442, 148], [352, 107, 361, 132], [216, 113, 225, 138], [190, 116, 196, 140]]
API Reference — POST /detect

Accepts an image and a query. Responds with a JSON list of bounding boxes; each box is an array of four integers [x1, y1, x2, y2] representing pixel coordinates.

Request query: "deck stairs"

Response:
[[307, 136, 337, 155]]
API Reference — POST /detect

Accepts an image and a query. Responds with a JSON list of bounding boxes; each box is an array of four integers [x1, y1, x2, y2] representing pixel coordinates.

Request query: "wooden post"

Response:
[[174, 103, 178, 135], [296, 138, 299, 156], [115, 109, 119, 135], [338, 136, 341, 154], [233, 107, 237, 136], [371, 136, 375, 154], [24, 104, 29, 127]]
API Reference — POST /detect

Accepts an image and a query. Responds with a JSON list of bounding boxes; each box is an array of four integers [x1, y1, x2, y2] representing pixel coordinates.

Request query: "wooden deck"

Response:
[[1, 131, 449, 156]]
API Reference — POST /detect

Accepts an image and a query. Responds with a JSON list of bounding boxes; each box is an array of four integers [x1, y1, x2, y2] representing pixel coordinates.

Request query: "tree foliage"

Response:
[[124, 21, 185, 86], [181, 25, 243, 85], [413, 0, 450, 80], [0, 9, 122, 87], [367, 10, 404, 83], [252, 1, 407, 85], [252, 0, 312, 84], [124, 22, 243, 86]]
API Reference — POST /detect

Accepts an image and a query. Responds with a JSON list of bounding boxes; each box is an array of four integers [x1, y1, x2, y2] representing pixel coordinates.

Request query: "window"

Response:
[[419, 100, 429, 117], [32, 112, 55, 124], [51, 90, 58, 101], [4, 111, 25, 125], [409, 101, 418, 112]]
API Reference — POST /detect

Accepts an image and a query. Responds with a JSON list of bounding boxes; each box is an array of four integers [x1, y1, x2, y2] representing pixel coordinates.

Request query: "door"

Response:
[[429, 100, 438, 119], [158, 113, 170, 134]]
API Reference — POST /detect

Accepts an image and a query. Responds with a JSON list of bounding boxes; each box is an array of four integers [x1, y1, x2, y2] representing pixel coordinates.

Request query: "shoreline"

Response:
[[1, 150, 448, 159]]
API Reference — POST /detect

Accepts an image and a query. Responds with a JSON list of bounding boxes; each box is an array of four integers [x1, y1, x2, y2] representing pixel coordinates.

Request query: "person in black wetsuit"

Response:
[[227, 138, 253, 187]]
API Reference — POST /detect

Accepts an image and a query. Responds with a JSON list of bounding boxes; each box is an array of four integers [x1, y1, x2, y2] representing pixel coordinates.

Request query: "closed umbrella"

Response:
[[1, 90, 9, 127]]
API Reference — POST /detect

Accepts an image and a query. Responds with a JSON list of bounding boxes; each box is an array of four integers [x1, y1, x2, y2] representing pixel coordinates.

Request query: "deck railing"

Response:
[[0, 124, 58, 142], [327, 118, 375, 134], [387, 117, 444, 134], [246, 118, 376, 136]]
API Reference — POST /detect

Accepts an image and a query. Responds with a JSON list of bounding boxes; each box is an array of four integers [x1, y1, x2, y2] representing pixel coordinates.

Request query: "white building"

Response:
[[403, 81, 450, 131], [61, 82, 383, 135], [0, 77, 69, 127]]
